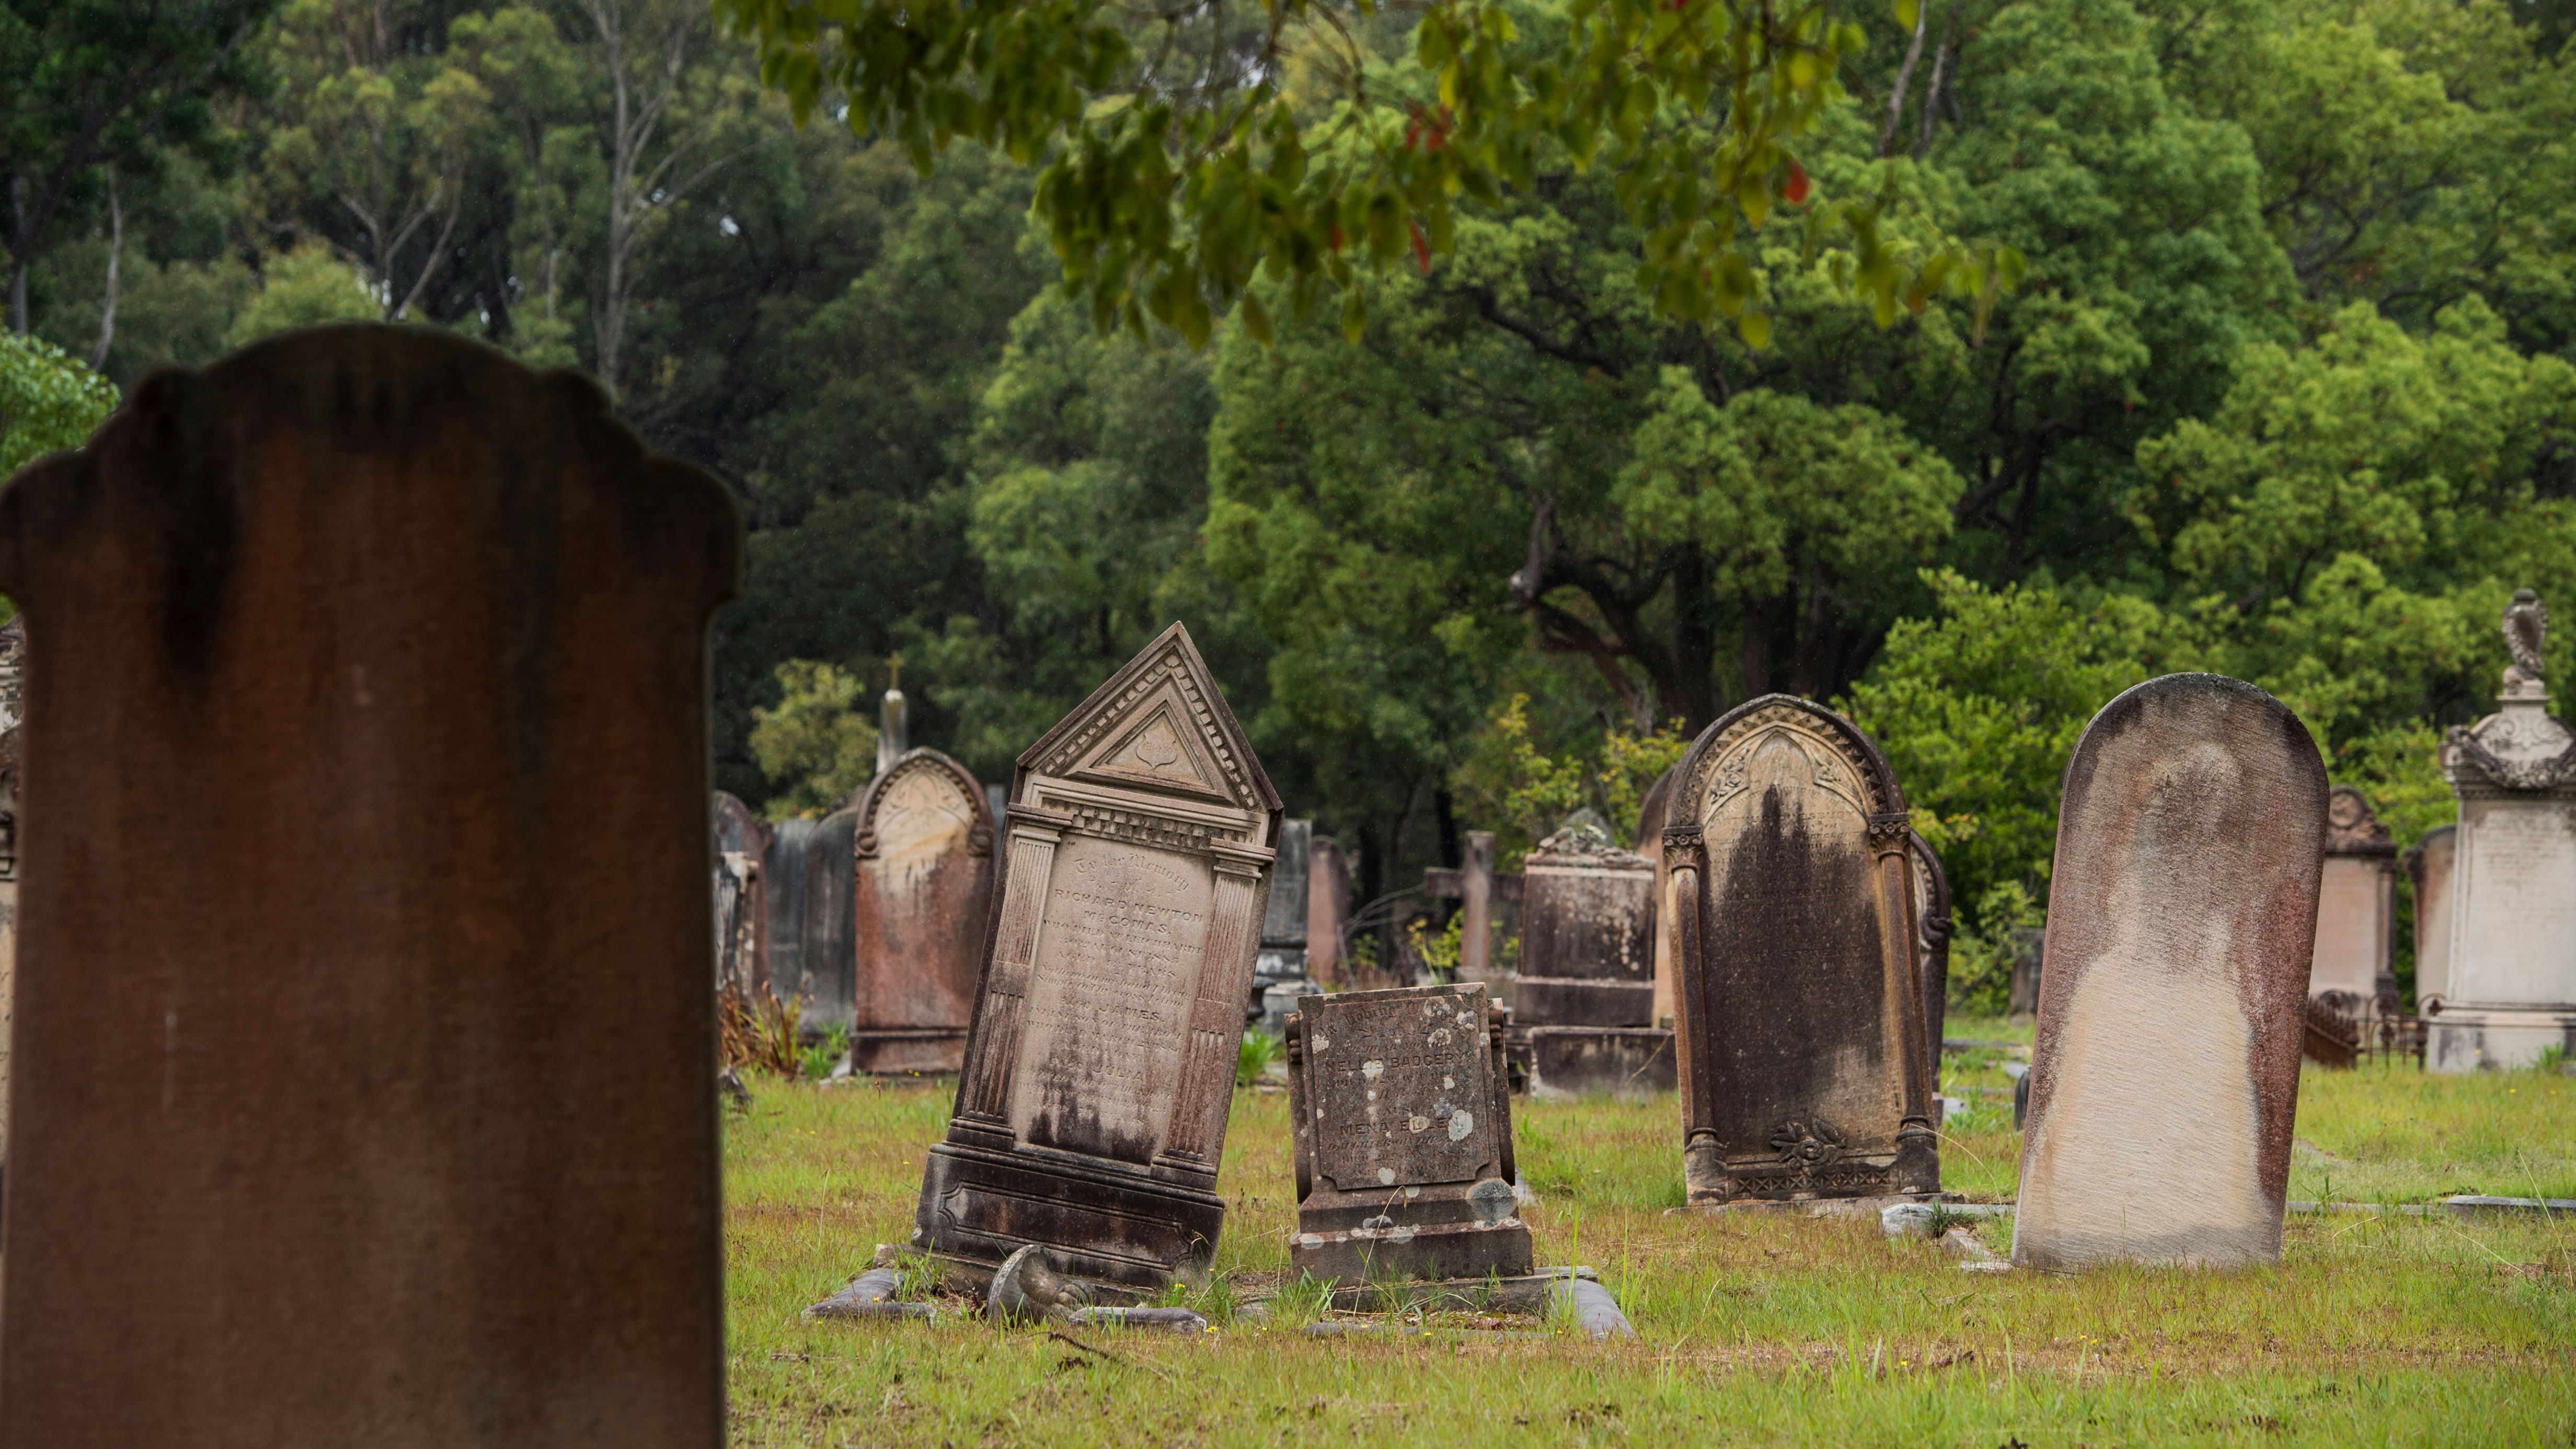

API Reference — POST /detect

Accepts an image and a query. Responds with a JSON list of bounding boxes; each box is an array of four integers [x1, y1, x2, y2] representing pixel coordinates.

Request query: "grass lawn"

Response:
[[724, 1020, 2575, 1446]]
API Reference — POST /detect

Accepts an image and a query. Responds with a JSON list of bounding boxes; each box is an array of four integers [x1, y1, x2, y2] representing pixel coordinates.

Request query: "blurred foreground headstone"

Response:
[[0, 325, 737, 1445], [2012, 673, 2324, 1271]]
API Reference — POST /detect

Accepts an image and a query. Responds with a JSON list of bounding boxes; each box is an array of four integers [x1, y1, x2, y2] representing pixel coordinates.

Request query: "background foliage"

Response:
[[4, 0, 2570, 994]]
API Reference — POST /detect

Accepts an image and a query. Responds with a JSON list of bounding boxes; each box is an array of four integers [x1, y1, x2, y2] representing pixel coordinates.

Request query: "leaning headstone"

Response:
[[914, 623, 1282, 1296], [849, 748, 995, 1073], [2407, 824, 2456, 1013], [1908, 831, 1953, 1097], [2430, 590, 2576, 1071], [2307, 785, 2395, 998], [1515, 818, 1672, 1100], [2012, 674, 2326, 1271], [0, 327, 735, 1441], [1662, 695, 1938, 1204], [1285, 984, 1528, 1281]]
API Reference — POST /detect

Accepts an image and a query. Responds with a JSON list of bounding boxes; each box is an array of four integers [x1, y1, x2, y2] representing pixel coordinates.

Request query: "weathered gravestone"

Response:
[[1516, 820, 1672, 1100], [2429, 590, 2576, 1071], [1662, 695, 1938, 1204], [712, 790, 771, 992], [849, 748, 995, 1073], [0, 326, 735, 1443], [1285, 984, 1528, 1281], [2012, 674, 2325, 1271], [2308, 785, 2395, 999], [914, 623, 1282, 1296], [1909, 831, 1953, 1096], [1307, 834, 1353, 987], [2407, 824, 2457, 1013], [1252, 818, 1314, 1028]]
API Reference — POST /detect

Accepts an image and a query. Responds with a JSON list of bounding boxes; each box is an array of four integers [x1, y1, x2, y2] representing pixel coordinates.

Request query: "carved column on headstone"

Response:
[[957, 806, 1073, 1130], [1662, 823, 1712, 1174], [1869, 810, 1936, 1148], [1159, 843, 1270, 1167]]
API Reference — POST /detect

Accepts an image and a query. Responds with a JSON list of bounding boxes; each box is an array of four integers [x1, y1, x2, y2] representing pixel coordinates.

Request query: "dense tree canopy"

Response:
[[4, 0, 2571, 991]]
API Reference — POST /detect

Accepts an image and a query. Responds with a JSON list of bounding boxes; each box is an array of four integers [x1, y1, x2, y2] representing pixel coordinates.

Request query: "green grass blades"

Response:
[[723, 1052, 2575, 1446]]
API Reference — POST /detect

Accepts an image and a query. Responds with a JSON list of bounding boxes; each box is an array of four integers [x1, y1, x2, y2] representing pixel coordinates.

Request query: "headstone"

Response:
[[2007, 926, 2045, 1016], [914, 622, 1282, 1296], [1662, 695, 1937, 1204], [0, 327, 735, 1441], [712, 791, 771, 992], [763, 815, 818, 1008], [1514, 817, 1671, 1099], [849, 748, 995, 1073], [796, 803, 861, 1032], [1307, 835, 1352, 987], [1285, 984, 1528, 1281], [1461, 830, 1496, 981], [2407, 824, 2456, 1011], [2429, 590, 2576, 1071], [2011, 673, 2326, 1271], [2308, 785, 2395, 998], [1251, 818, 1314, 1028], [1908, 831, 1952, 1096], [1635, 765, 1677, 1029]]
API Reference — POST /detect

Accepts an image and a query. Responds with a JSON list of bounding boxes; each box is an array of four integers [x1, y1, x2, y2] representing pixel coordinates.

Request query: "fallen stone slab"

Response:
[[1301, 1321, 1552, 1342], [1880, 1201, 2015, 1237], [1061, 1307, 1211, 1335], [2442, 1195, 2576, 1218], [1547, 1273, 1637, 1339], [1328, 1265, 1597, 1316], [806, 1268, 938, 1323]]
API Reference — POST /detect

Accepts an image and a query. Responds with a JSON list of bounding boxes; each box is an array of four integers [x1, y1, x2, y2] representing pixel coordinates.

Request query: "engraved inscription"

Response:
[[1310, 990, 1493, 1190], [1013, 833, 1215, 1162], [870, 765, 974, 895]]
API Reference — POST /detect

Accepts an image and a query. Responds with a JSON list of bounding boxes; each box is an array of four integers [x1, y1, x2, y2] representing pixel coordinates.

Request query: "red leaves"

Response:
[[1411, 221, 1432, 275], [1784, 162, 1810, 205], [1404, 104, 1454, 153]]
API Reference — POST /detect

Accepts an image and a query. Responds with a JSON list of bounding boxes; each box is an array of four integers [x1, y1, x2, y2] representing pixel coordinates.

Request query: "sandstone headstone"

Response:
[[914, 623, 1281, 1296], [2429, 590, 2576, 1071], [1635, 765, 1678, 1028], [2407, 824, 2456, 1011], [763, 814, 818, 1007], [1285, 984, 1528, 1281], [2308, 785, 2395, 999], [0, 327, 735, 1442], [1662, 695, 1937, 1204], [849, 748, 995, 1073], [2011, 674, 2325, 1271], [1307, 835, 1353, 987], [1909, 831, 1953, 1096], [1515, 818, 1671, 1099], [795, 802, 861, 1031]]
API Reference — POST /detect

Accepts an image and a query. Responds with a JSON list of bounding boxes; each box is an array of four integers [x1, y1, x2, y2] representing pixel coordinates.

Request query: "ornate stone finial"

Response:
[[2322, 784, 2393, 854], [2502, 589, 2547, 698]]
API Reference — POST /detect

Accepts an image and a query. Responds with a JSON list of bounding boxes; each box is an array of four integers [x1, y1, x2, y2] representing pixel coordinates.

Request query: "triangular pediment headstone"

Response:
[[1020, 622, 1280, 813]]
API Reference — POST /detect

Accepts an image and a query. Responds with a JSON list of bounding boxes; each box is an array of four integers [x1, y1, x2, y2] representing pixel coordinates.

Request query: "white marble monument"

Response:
[[2430, 590, 2576, 1071]]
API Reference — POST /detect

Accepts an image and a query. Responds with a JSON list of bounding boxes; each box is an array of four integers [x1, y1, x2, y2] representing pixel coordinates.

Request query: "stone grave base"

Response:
[[1666, 1191, 1960, 1221], [1524, 1026, 1675, 1101], [1290, 1213, 1532, 1284], [1511, 978, 1657, 1026], [914, 1141, 1223, 1298], [2425, 1005, 2576, 1073], [850, 1027, 969, 1075], [1322, 1263, 1589, 1315]]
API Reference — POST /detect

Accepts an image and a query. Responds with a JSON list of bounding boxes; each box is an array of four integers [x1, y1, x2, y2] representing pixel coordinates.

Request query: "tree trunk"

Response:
[[91, 171, 121, 369]]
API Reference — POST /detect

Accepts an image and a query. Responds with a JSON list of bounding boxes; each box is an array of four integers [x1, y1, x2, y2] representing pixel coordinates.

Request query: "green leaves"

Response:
[[719, 0, 2004, 347], [0, 332, 118, 479]]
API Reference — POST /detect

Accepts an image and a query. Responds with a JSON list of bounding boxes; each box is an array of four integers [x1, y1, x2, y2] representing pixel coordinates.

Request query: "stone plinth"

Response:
[[1662, 695, 1938, 1204], [2308, 785, 2395, 999], [1526, 1026, 1675, 1101], [0, 326, 735, 1443], [2431, 652, 2576, 1070], [1286, 985, 1529, 1282], [2407, 824, 2456, 1010], [2012, 674, 2325, 1271], [915, 623, 1281, 1296], [849, 749, 995, 1073]]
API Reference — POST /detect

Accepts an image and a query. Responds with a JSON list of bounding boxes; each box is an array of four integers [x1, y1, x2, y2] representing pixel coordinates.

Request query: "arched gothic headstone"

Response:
[[849, 748, 995, 1073]]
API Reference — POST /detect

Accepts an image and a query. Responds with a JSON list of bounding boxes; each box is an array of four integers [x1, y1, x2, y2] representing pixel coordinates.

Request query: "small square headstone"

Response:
[[1286, 984, 1529, 1282]]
